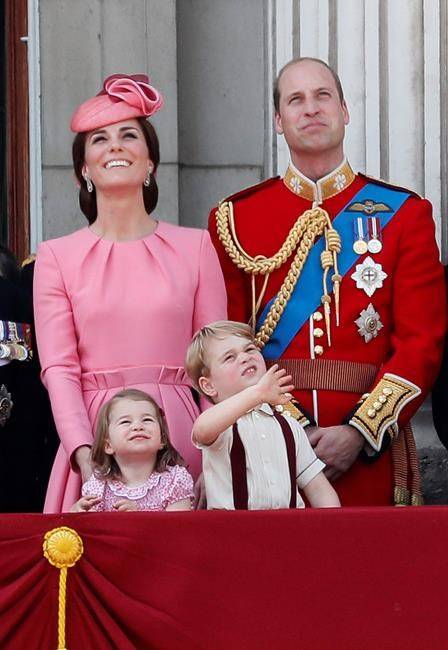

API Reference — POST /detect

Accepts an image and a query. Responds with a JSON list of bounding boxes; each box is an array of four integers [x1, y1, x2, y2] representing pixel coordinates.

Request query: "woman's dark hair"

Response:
[[72, 117, 160, 224]]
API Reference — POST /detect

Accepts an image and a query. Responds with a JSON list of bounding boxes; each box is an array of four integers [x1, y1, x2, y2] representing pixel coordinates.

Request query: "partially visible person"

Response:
[[185, 321, 340, 510], [34, 73, 227, 513], [0, 245, 57, 511], [431, 266, 448, 449], [208, 57, 445, 506], [71, 389, 193, 512]]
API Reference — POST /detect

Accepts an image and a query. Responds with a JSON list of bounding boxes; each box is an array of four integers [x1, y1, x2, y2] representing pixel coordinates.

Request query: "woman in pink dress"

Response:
[[34, 74, 227, 512]]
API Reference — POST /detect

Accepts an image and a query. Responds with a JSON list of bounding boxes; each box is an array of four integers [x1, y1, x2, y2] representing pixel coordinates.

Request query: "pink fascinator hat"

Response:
[[70, 73, 164, 133]]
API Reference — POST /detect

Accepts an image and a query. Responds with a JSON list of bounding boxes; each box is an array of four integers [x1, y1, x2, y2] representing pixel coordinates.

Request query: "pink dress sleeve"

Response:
[[81, 475, 106, 511], [163, 465, 194, 507], [34, 241, 93, 465], [193, 231, 228, 413], [192, 230, 227, 333]]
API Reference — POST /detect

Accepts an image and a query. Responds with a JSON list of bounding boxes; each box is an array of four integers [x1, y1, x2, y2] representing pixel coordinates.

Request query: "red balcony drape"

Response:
[[1, 508, 447, 649]]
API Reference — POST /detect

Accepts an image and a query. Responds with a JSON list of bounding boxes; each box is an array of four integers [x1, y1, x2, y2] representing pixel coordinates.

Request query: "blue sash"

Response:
[[258, 183, 410, 359]]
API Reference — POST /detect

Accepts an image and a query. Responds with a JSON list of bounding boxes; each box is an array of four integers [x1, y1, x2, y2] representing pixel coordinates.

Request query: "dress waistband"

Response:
[[81, 365, 191, 391]]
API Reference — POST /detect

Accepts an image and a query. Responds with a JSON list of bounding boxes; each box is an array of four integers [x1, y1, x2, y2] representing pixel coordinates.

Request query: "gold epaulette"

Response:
[[358, 173, 422, 199], [349, 373, 421, 452], [21, 254, 36, 268]]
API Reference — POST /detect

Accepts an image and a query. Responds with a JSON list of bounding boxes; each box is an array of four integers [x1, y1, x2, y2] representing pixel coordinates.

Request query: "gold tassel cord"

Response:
[[250, 259, 271, 327], [216, 200, 341, 349], [58, 568, 68, 649], [327, 228, 342, 326], [222, 200, 305, 274], [43, 527, 84, 650], [320, 249, 333, 346]]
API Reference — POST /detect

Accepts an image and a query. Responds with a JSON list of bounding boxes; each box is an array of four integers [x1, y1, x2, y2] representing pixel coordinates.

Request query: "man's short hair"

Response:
[[273, 57, 345, 112], [185, 320, 255, 392]]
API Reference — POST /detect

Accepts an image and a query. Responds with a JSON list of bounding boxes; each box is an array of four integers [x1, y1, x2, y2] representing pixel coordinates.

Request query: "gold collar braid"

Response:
[[215, 200, 341, 349]]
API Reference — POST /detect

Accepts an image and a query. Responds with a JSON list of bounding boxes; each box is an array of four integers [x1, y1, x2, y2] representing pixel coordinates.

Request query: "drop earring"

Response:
[[83, 172, 94, 193], [144, 168, 151, 187]]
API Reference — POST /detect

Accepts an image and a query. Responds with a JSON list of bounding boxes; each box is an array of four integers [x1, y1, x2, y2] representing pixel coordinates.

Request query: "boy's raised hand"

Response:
[[255, 364, 294, 405]]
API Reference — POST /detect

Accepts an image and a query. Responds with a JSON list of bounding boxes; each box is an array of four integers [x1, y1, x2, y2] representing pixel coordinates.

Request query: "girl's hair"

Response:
[[72, 117, 160, 224], [91, 388, 184, 480]]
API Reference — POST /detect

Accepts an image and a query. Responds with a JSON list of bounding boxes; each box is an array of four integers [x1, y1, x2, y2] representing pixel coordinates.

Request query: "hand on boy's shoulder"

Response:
[[306, 425, 364, 481]]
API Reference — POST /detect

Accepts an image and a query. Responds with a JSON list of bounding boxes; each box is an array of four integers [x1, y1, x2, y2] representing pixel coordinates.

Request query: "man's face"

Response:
[[274, 60, 349, 161]]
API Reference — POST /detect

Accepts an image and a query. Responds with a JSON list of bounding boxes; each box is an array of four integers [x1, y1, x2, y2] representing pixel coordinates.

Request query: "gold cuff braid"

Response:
[[275, 399, 310, 427], [215, 200, 341, 348], [349, 373, 421, 452]]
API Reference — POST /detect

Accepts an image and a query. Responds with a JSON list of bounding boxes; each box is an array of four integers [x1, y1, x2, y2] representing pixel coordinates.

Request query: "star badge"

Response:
[[351, 256, 387, 297], [355, 303, 383, 342]]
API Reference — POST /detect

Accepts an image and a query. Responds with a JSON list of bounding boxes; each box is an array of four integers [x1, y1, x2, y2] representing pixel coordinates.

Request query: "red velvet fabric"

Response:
[[1, 508, 447, 649]]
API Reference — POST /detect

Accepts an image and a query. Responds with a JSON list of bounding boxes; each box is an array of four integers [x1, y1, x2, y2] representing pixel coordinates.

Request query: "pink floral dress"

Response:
[[81, 464, 194, 511]]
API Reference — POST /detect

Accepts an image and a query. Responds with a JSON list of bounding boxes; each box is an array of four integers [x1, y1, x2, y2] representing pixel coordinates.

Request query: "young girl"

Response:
[[71, 389, 194, 512]]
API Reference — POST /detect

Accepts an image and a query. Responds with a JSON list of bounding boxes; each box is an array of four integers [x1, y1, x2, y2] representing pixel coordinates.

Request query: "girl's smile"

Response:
[[105, 398, 163, 458]]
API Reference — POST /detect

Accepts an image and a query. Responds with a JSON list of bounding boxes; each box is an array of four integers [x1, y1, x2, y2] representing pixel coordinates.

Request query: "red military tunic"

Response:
[[209, 159, 446, 506]]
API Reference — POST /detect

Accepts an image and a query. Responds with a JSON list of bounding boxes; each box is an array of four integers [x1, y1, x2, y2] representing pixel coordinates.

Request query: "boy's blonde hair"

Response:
[[185, 320, 255, 393]]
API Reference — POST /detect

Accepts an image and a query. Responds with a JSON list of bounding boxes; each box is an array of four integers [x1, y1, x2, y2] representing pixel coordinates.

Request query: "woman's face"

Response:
[[83, 118, 152, 193]]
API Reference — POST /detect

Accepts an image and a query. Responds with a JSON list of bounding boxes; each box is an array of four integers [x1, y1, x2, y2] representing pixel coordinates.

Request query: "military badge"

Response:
[[355, 304, 383, 342], [351, 256, 387, 297], [347, 199, 392, 215], [0, 384, 13, 426]]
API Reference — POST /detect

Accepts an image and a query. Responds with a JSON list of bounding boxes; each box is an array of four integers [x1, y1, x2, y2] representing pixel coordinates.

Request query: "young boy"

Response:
[[185, 321, 340, 510]]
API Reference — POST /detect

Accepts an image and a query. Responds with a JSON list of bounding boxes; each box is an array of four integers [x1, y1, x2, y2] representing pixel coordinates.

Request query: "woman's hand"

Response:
[[74, 445, 92, 483], [70, 495, 101, 512], [113, 498, 139, 512]]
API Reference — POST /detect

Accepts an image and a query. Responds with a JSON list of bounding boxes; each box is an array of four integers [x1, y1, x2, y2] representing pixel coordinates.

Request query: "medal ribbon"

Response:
[[258, 183, 410, 359], [0, 320, 32, 344]]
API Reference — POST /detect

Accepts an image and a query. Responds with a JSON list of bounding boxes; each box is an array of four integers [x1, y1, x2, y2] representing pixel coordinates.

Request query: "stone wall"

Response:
[[176, 0, 266, 228], [39, 0, 178, 239]]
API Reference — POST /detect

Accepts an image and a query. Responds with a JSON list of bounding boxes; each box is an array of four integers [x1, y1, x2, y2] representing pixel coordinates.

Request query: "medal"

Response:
[[367, 217, 383, 254], [354, 239, 368, 254], [355, 303, 384, 343], [351, 256, 388, 297], [353, 217, 368, 254]]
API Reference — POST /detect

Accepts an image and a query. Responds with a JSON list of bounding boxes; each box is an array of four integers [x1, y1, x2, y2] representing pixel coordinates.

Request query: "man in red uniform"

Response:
[[208, 57, 446, 506]]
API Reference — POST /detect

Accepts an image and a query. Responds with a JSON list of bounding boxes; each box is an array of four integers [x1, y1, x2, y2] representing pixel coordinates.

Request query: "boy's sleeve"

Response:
[[287, 416, 325, 488], [192, 426, 232, 451]]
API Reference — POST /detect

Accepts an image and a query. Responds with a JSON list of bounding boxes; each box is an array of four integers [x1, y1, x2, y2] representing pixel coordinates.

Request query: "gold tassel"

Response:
[[43, 527, 84, 650]]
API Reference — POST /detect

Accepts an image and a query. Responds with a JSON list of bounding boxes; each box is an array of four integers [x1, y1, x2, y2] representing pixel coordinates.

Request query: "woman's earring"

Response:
[[83, 173, 94, 193], [144, 169, 151, 187]]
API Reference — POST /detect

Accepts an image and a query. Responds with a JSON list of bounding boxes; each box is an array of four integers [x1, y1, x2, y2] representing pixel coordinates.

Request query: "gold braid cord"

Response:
[[43, 527, 84, 650], [216, 200, 341, 348]]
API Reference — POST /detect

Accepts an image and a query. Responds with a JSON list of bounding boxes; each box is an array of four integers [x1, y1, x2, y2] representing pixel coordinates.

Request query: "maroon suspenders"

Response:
[[230, 411, 297, 509]]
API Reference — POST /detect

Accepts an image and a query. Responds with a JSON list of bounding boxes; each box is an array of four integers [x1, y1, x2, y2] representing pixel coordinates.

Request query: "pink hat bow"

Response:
[[70, 73, 164, 133], [103, 74, 163, 115]]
